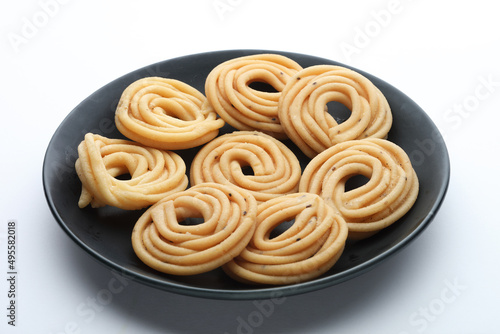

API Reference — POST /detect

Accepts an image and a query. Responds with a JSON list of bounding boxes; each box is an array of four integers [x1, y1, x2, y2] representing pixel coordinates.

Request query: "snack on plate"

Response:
[[115, 77, 225, 150], [205, 54, 303, 138], [223, 193, 348, 285], [278, 65, 393, 158], [71, 52, 423, 286], [299, 138, 419, 239], [190, 131, 301, 203], [131, 182, 258, 275], [75, 133, 188, 210]]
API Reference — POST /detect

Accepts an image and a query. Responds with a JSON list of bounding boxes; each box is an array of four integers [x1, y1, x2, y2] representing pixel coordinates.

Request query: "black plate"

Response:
[[42, 50, 450, 300]]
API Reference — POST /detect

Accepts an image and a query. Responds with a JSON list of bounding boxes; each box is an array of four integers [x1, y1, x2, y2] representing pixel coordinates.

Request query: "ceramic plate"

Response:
[[42, 50, 450, 300]]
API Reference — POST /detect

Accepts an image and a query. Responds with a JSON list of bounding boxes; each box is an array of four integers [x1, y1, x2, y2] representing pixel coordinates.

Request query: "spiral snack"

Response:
[[278, 65, 393, 158], [190, 131, 301, 203], [115, 77, 225, 150], [75, 133, 188, 210], [131, 182, 258, 275], [299, 138, 419, 239], [223, 193, 348, 285], [205, 54, 303, 138]]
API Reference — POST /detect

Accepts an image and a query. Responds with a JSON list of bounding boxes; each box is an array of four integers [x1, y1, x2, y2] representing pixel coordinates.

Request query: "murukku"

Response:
[[190, 131, 301, 203], [115, 77, 225, 150], [223, 193, 348, 285], [131, 182, 257, 275], [75, 133, 188, 210], [278, 65, 393, 158], [205, 54, 303, 138], [299, 138, 419, 239]]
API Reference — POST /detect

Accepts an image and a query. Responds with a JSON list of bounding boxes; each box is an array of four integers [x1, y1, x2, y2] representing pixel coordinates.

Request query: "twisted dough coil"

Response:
[[299, 138, 419, 239], [115, 77, 225, 150], [75, 133, 188, 210], [223, 193, 348, 285], [278, 65, 393, 158], [205, 54, 303, 138], [131, 182, 258, 275], [190, 131, 301, 203]]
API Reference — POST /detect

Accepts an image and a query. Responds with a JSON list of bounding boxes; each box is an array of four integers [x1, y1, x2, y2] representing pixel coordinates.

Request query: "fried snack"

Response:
[[190, 131, 301, 203], [205, 54, 303, 138], [131, 182, 258, 275], [278, 65, 393, 158], [115, 77, 225, 150], [223, 193, 348, 285], [75, 133, 188, 210], [299, 138, 419, 239]]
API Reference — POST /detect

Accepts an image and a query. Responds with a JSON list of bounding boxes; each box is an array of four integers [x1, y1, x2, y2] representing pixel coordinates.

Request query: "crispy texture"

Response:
[[299, 138, 419, 239], [115, 77, 225, 150], [223, 193, 348, 285], [205, 54, 303, 139], [190, 131, 301, 203], [75, 53, 421, 286], [75, 133, 188, 210], [131, 183, 257, 275], [278, 65, 393, 158]]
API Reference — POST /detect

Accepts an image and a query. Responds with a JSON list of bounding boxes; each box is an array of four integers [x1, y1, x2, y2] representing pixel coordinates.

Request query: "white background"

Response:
[[1, 0, 499, 333]]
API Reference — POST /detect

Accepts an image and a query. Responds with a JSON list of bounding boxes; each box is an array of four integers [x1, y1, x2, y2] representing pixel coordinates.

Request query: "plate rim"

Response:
[[42, 49, 451, 300]]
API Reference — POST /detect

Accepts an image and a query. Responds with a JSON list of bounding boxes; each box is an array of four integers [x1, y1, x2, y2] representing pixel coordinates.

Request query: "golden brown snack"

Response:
[[190, 131, 301, 203], [205, 54, 303, 138], [115, 77, 224, 150], [299, 138, 419, 239], [75, 133, 188, 210], [223, 193, 348, 285], [131, 182, 257, 275], [278, 65, 393, 158]]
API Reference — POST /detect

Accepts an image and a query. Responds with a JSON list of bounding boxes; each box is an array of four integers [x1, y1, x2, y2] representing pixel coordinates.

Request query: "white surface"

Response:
[[1, 0, 498, 333]]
